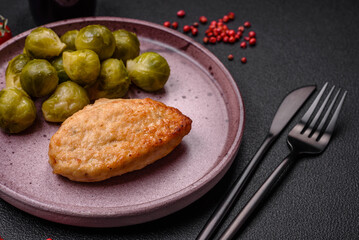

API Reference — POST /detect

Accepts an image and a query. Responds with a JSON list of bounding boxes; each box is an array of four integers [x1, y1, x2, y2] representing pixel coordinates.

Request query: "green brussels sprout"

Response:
[[5, 54, 31, 89], [24, 27, 66, 59], [0, 87, 36, 133], [87, 58, 130, 100], [20, 59, 59, 97], [60, 30, 79, 51], [42, 81, 90, 122], [112, 29, 140, 63], [51, 55, 70, 83], [126, 52, 170, 92], [62, 49, 100, 87], [75, 25, 116, 60], [22, 47, 35, 59]]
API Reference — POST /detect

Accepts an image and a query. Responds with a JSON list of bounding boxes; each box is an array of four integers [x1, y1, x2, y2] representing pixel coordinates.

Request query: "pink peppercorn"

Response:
[[214, 28, 222, 35], [229, 36, 236, 43], [248, 31, 256, 38], [199, 16, 208, 24], [241, 57, 247, 63], [183, 25, 191, 32], [172, 22, 178, 29], [244, 21, 251, 28], [177, 10, 186, 18], [227, 29, 235, 36], [227, 12, 235, 20], [209, 37, 217, 44], [228, 54, 234, 60], [163, 21, 171, 28], [191, 27, 198, 35], [240, 41, 247, 48], [235, 32, 242, 40], [249, 38, 256, 46]]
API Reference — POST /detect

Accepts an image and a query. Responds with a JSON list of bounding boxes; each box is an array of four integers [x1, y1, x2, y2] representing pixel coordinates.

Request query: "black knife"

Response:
[[196, 85, 316, 240]]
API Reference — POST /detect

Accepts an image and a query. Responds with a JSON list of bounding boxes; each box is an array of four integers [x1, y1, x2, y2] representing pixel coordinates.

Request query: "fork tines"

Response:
[[300, 82, 347, 141]]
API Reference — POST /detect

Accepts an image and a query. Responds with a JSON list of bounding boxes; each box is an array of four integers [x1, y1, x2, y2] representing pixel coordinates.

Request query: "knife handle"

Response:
[[218, 152, 296, 240], [196, 134, 275, 240]]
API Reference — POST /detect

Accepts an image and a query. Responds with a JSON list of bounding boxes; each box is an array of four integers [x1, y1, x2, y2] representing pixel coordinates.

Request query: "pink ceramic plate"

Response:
[[0, 17, 244, 227]]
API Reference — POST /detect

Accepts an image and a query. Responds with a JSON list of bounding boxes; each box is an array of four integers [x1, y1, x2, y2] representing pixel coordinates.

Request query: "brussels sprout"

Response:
[[126, 52, 170, 92], [0, 87, 36, 133], [60, 30, 79, 51], [51, 55, 70, 83], [112, 29, 140, 62], [62, 49, 100, 87], [5, 54, 30, 89], [75, 25, 116, 60], [23, 47, 34, 59], [42, 81, 90, 122], [20, 59, 59, 97], [24, 27, 66, 59], [87, 58, 130, 100]]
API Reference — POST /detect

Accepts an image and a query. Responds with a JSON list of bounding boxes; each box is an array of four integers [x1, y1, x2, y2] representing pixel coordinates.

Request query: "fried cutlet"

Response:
[[48, 98, 192, 182]]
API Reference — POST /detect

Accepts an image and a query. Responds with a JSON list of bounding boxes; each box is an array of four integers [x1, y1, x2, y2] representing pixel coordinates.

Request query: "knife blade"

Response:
[[196, 85, 316, 240]]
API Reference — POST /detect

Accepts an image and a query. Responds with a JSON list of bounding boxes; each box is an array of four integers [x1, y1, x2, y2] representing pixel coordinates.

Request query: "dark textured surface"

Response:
[[1, 0, 358, 239]]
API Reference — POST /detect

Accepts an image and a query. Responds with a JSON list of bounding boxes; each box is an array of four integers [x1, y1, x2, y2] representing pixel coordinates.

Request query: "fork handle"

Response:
[[219, 152, 297, 240], [196, 135, 276, 240]]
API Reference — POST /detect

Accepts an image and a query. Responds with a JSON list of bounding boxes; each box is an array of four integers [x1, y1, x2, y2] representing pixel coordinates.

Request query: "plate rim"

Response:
[[0, 16, 245, 226]]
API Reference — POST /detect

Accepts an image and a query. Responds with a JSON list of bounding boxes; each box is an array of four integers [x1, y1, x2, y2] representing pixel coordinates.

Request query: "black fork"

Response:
[[219, 82, 347, 240]]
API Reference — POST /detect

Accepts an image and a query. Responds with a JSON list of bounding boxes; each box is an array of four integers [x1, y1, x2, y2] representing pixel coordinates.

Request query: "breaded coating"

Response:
[[48, 98, 192, 182]]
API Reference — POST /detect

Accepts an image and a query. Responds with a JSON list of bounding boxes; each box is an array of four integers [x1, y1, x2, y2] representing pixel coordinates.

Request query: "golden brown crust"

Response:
[[48, 98, 192, 182]]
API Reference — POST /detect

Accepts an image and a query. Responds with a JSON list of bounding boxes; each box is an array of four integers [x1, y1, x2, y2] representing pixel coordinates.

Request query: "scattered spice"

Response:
[[228, 12, 235, 20], [199, 16, 208, 24], [248, 31, 256, 38], [177, 10, 186, 18], [163, 21, 171, 28], [209, 36, 216, 44], [172, 22, 178, 29], [249, 38, 256, 46], [228, 36, 236, 43], [191, 27, 198, 36], [167, 11, 257, 62], [227, 29, 235, 36], [183, 25, 191, 33], [235, 32, 242, 40], [244, 21, 251, 28]]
